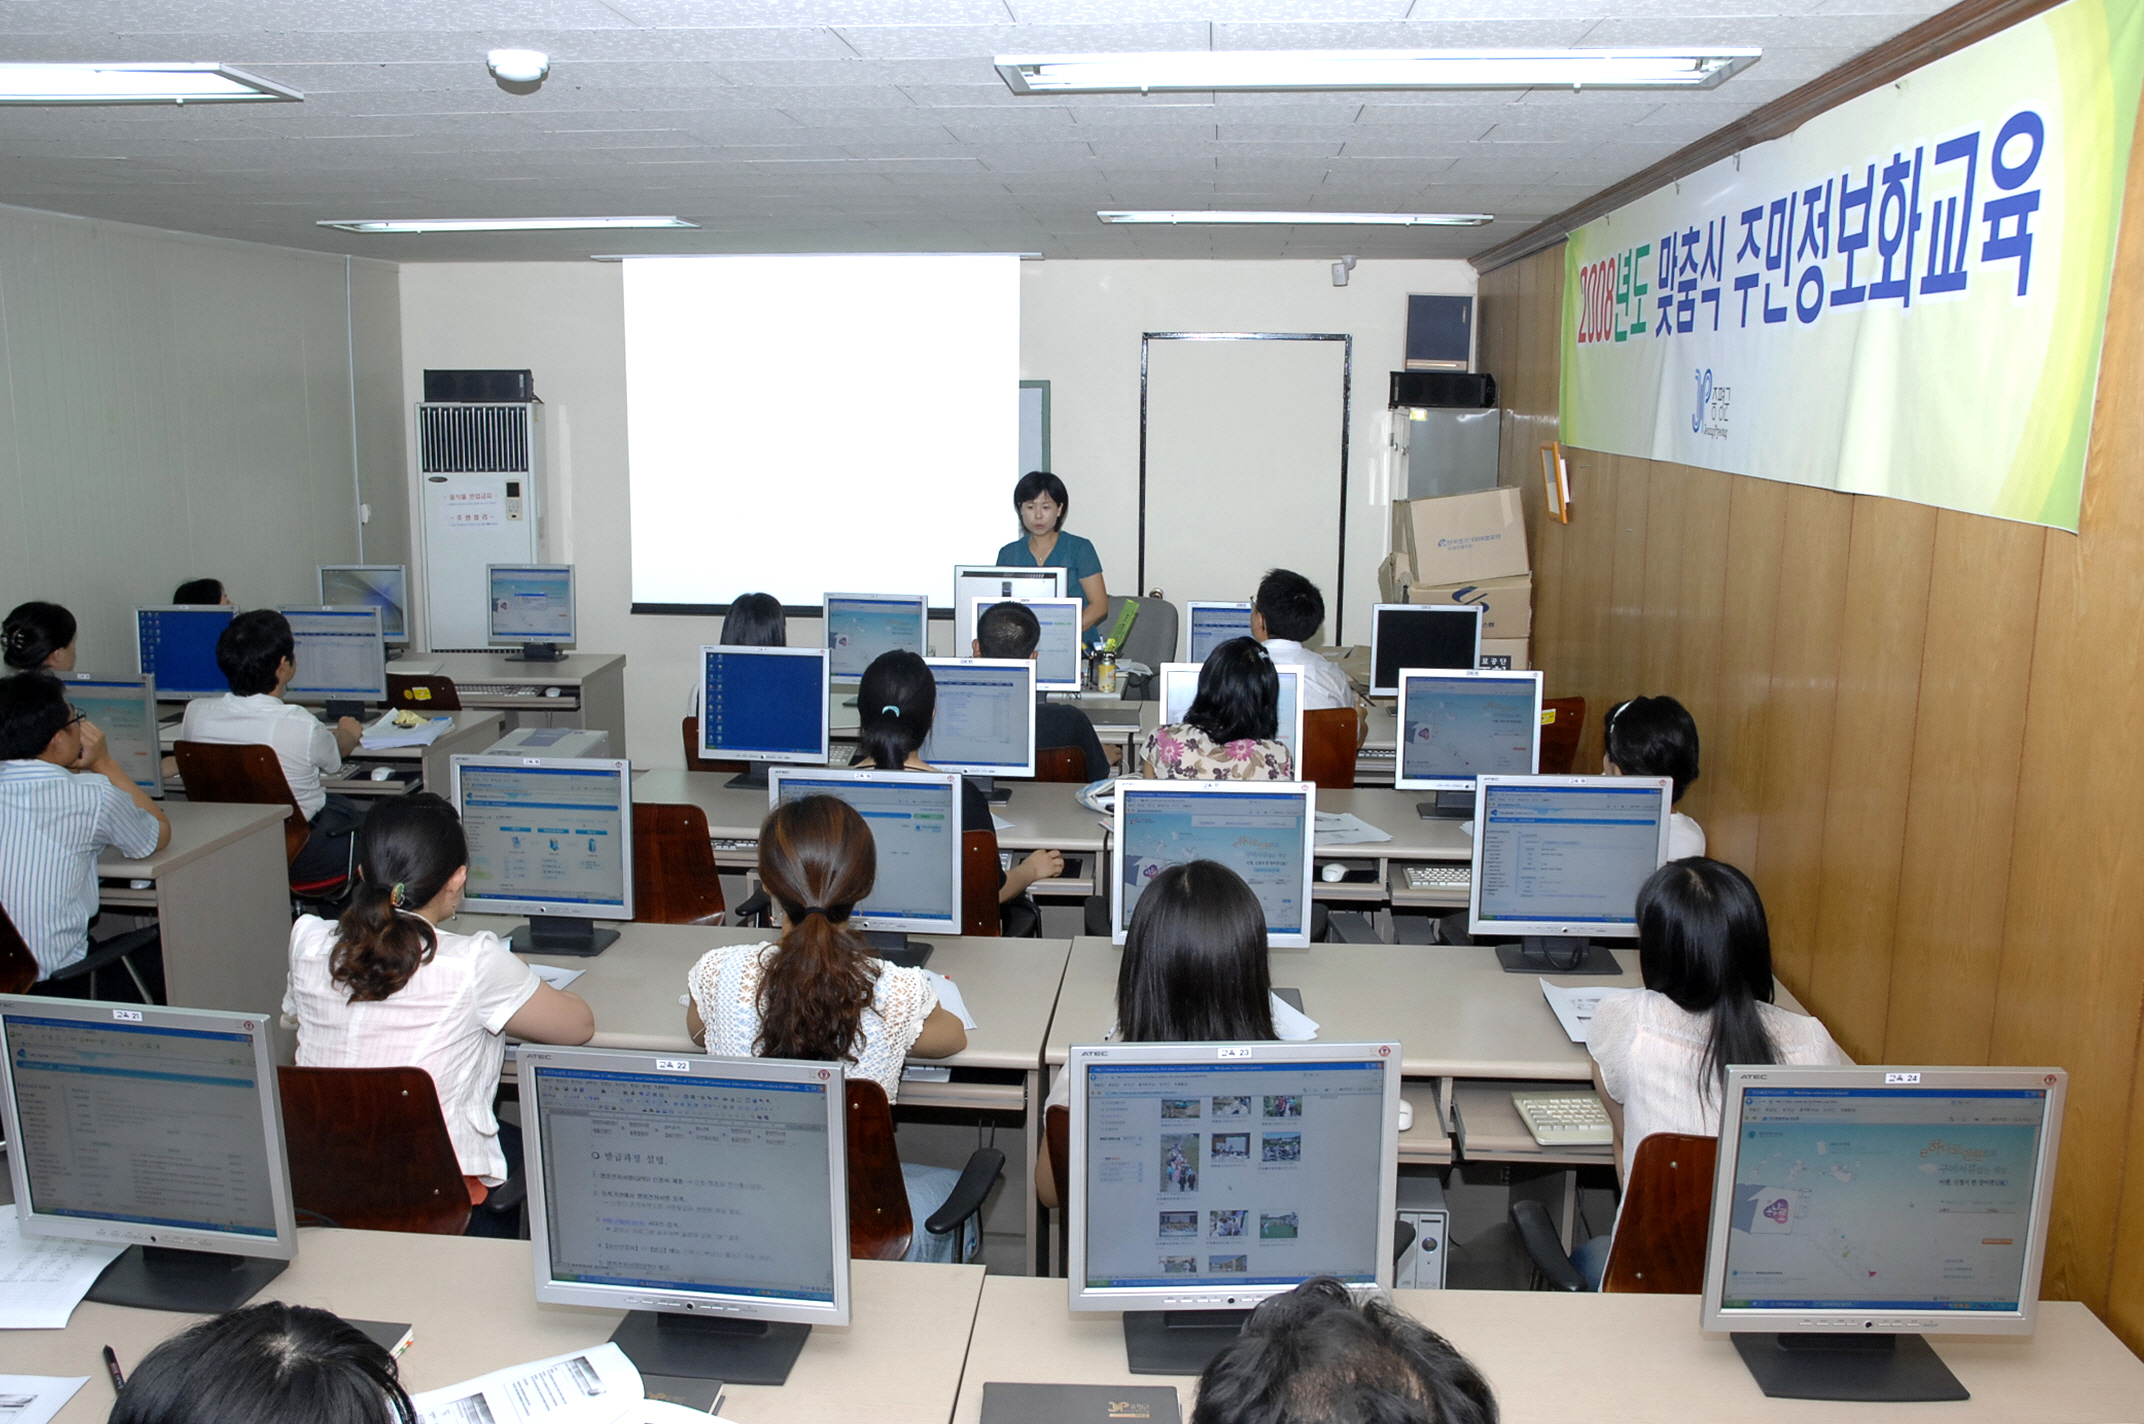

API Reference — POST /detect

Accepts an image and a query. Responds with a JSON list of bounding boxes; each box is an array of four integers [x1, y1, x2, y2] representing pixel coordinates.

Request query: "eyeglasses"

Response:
[[63, 708, 87, 730]]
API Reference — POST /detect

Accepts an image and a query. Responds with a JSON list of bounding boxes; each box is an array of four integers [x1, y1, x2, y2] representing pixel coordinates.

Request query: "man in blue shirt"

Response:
[[996, 470, 1109, 645]]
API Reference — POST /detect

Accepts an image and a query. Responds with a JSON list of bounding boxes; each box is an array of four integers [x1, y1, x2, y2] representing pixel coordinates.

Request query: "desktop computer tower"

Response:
[[1394, 1174, 1450, 1289], [416, 400, 546, 652]]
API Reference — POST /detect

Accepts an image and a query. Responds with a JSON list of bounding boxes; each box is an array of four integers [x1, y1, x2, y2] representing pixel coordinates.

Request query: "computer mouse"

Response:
[[370, 766, 395, 782], [544, 686, 562, 698], [1321, 862, 1347, 883], [1397, 1100, 1414, 1132]]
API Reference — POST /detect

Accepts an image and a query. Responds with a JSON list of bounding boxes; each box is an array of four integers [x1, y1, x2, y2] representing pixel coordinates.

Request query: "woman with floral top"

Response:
[[1141, 636, 1294, 780]]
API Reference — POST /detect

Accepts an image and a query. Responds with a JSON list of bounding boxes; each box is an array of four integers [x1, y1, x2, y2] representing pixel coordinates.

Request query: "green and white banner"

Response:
[[1560, 0, 2144, 531]]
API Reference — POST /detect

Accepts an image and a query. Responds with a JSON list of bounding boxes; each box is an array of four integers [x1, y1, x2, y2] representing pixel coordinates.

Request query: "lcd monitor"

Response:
[[1394, 669, 1544, 817], [970, 595, 1082, 692], [1157, 664, 1304, 765], [1111, 780, 1315, 948], [278, 606, 387, 703], [1701, 1064, 2067, 1402], [452, 755, 633, 957], [135, 605, 235, 699], [768, 767, 961, 961], [318, 564, 409, 643], [0, 997, 297, 1312], [521, 1046, 849, 1386], [919, 657, 1036, 798], [824, 592, 929, 685], [699, 646, 832, 791], [1367, 604, 1482, 696], [1066, 1039, 1402, 1375], [951, 565, 1065, 651], [487, 564, 576, 661], [1466, 774, 1672, 975], [1184, 601, 1255, 663], [56, 672, 163, 798]]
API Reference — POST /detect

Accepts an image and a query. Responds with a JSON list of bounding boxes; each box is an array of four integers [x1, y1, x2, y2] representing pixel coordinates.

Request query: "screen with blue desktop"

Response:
[[318, 565, 409, 642], [1186, 602, 1255, 663], [700, 647, 829, 763], [825, 593, 928, 684], [135, 606, 234, 698], [279, 607, 386, 701], [488, 565, 575, 645]]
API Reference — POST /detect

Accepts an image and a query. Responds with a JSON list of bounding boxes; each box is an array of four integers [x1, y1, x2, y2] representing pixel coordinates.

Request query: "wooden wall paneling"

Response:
[[1696, 477, 1788, 872], [1802, 498, 1938, 1062], [1652, 462, 1733, 831], [2107, 1006, 2144, 1345], [1881, 511, 2045, 1066], [1553, 449, 1619, 722], [1635, 460, 1689, 700], [1596, 456, 1654, 770]]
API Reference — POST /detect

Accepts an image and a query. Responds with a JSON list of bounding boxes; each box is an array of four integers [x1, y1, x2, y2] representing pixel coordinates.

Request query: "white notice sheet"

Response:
[[0, 1375, 88, 1424], [0, 1218, 125, 1329]]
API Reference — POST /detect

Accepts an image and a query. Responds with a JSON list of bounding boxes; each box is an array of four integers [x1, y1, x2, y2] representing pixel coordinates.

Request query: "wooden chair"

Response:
[[1299, 707, 1359, 791], [1511, 1131, 1718, 1293], [387, 673, 461, 712], [278, 1066, 472, 1235], [173, 740, 350, 900], [845, 1078, 1003, 1263], [0, 900, 39, 995], [1036, 745, 1088, 783], [962, 829, 1003, 939], [1538, 696, 1587, 776], [682, 716, 746, 774], [631, 802, 726, 925], [1045, 1103, 1072, 1273]]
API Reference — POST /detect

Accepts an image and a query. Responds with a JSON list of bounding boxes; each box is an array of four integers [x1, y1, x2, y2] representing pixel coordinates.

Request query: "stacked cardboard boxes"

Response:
[[1378, 486, 1532, 670]]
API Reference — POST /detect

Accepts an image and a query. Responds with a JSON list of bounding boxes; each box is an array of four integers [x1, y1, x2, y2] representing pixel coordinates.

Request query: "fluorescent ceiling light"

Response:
[[0, 62, 301, 105], [317, 216, 699, 234], [1099, 211, 1494, 228], [999, 48, 1760, 95]]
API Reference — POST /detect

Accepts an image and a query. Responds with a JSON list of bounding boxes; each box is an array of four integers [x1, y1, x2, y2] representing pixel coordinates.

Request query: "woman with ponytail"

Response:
[[282, 794, 594, 1216], [2, 601, 76, 672], [684, 794, 972, 1260]]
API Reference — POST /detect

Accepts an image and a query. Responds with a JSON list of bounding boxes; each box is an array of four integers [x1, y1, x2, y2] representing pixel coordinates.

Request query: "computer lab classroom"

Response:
[[5, 1, 2144, 1420]]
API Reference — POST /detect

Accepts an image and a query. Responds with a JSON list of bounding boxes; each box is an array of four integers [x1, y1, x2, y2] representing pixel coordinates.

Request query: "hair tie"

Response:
[[390, 882, 407, 908], [881, 705, 900, 717], [798, 905, 851, 924]]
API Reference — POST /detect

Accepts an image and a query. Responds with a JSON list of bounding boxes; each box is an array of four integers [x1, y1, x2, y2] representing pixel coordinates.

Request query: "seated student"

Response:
[[1192, 1276, 1498, 1424], [109, 1300, 416, 1424], [1141, 636, 1295, 781], [1602, 695, 1705, 859], [1038, 859, 1278, 1206], [0, 672, 170, 986], [854, 649, 1062, 915], [172, 577, 232, 606], [685, 794, 975, 1261], [180, 609, 367, 885], [284, 793, 594, 1229], [1252, 568, 1366, 716], [686, 590, 786, 716], [974, 599, 1114, 778], [2, 600, 76, 672]]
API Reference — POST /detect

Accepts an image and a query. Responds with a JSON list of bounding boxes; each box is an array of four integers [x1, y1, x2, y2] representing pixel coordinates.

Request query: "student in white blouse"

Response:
[[283, 794, 594, 1230], [1602, 694, 1708, 859]]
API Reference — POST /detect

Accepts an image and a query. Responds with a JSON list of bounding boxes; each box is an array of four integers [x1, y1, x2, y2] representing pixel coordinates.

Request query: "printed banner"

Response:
[[1560, 0, 2144, 531]]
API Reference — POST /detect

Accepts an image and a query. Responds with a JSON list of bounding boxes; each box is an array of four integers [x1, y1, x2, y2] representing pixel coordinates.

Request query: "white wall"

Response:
[[398, 257, 1477, 769]]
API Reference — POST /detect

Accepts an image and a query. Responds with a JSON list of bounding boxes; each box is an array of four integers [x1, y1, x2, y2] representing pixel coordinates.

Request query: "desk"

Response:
[[0, 1231, 982, 1424], [405, 652, 627, 759], [158, 709, 502, 797], [950, 1277, 2144, 1424]]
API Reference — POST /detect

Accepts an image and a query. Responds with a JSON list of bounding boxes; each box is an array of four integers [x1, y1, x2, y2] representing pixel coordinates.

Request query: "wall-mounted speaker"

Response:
[[1405, 294, 1472, 371]]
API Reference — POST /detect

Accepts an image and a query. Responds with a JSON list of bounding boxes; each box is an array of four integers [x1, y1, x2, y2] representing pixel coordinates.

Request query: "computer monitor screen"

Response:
[[278, 607, 387, 702], [919, 658, 1036, 778], [824, 593, 928, 685], [522, 1047, 849, 1382], [971, 596, 1082, 692], [1467, 775, 1671, 939], [1368, 604, 1482, 696], [1157, 664, 1304, 764], [488, 564, 576, 646], [1185, 602, 1255, 663], [0, 997, 297, 1307], [453, 757, 633, 938], [318, 564, 409, 642], [1067, 1040, 1400, 1316], [1394, 669, 1544, 792], [700, 647, 831, 765], [135, 606, 234, 699], [768, 768, 961, 936], [1112, 781, 1315, 948], [58, 673, 162, 798], [951, 565, 1065, 650]]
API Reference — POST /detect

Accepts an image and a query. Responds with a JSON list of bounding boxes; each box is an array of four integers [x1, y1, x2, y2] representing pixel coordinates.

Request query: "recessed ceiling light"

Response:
[[317, 217, 700, 234], [1098, 211, 1495, 228], [0, 62, 301, 105], [999, 49, 1760, 95]]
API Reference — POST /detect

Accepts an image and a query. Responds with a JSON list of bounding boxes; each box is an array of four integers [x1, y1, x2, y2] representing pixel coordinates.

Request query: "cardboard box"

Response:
[[1477, 638, 1530, 671], [1376, 551, 1416, 604], [1405, 572, 1533, 639], [1392, 487, 1530, 585]]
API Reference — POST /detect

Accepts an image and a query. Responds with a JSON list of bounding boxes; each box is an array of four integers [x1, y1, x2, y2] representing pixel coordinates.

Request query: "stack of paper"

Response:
[[0, 1375, 88, 1424], [922, 969, 979, 1030], [1313, 811, 1392, 847], [413, 1343, 733, 1424], [1539, 979, 1617, 1045], [359, 713, 455, 750], [0, 1218, 125, 1329]]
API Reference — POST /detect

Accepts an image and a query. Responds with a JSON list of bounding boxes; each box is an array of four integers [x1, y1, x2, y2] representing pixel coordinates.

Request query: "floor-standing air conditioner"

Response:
[[416, 402, 544, 652]]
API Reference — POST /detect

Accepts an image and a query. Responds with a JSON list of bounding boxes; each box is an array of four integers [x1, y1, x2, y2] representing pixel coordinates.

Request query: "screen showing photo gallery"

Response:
[[1083, 1060, 1385, 1289]]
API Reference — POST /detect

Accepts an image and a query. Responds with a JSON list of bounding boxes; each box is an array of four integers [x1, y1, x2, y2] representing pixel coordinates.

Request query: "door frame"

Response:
[[1138, 332, 1354, 640]]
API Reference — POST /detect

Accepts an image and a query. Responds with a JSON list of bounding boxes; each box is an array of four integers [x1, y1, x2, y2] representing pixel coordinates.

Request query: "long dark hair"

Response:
[[109, 1301, 416, 1424], [332, 794, 465, 1002], [1636, 857, 1778, 1098], [1186, 636, 1280, 744], [722, 592, 786, 647], [2, 601, 74, 671], [1605, 695, 1700, 801], [853, 649, 934, 769], [1118, 861, 1276, 1043], [754, 795, 883, 1065]]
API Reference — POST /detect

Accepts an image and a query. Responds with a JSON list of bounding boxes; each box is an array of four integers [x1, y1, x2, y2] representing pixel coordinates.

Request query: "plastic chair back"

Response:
[[631, 802, 727, 925], [1602, 1132, 1719, 1293], [278, 1065, 473, 1235], [387, 674, 461, 712], [173, 740, 309, 864], [1539, 696, 1587, 776], [846, 1078, 913, 1260], [1299, 707, 1359, 791], [1036, 746, 1088, 783], [0, 900, 38, 995], [962, 829, 1002, 938]]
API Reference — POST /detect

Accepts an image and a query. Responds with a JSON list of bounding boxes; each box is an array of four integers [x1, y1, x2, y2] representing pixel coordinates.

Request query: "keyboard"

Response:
[[1357, 746, 1395, 762], [1403, 864, 1470, 890], [709, 837, 757, 852], [333, 762, 362, 780], [456, 683, 544, 697], [1512, 1093, 1613, 1146]]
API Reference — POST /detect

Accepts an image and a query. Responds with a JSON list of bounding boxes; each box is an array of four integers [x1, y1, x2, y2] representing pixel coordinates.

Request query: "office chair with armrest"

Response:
[[965, 827, 1036, 938], [1036, 746, 1088, 783], [1537, 696, 1588, 777], [386, 673, 462, 712], [1107, 596, 1178, 702], [172, 740, 352, 903], [631, 803, 726, 925], [845, 1078, 1001, 1263], [1512, 1131, 1718, 1293], [681, 716, 747, 774], [1299, 707, 1360, 792]]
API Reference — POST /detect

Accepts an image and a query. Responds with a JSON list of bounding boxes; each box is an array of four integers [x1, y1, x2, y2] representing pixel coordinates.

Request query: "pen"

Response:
[[102, 1344, 126, 1394]]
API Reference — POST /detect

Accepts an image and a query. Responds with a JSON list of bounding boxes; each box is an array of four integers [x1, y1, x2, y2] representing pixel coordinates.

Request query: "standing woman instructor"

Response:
[[996, 471, 1109, 645]]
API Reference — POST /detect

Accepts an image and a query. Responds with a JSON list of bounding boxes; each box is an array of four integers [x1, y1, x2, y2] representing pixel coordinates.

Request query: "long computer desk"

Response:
[[0, 1231, 984, 1424], [397, 651, 627, 758], [950, 1276, 2144, 1424], [158, 707, 502, 798]]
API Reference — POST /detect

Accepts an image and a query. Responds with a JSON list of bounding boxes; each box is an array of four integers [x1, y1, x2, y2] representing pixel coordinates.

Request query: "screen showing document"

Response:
[[1474, 782, 1664, 928], [282, 608, 386, 700], [460, 764, 628, 911], [1119, 786, 1308, 938], [1401, 676, 1535, 783], [774, 775, 958, 929], [64, 678, 160, 794], [1025, 601, 1082, 688], [490, 567, 573, 640], [1188, 605, 1254, 663], [920, 663, 1031, 773], [1161, 669, 1301, 757], [826, 596, 925, 683]]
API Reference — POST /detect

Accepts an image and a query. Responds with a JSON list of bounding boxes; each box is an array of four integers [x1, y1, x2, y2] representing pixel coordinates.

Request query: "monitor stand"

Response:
[[1123, 1309, 1251, 1375], [509, 918, 620, 958], [724, 764, 773, 791], [87, 1246, 288, 1314], [1495, 937, 1621, 975], [1417, 790, 1474, 820], [863, 930, 932, 970], [609, 1310, 811, 1388], [504, 643, 565, 662], [1732, 1333, 1968, 1402], [385, 645, 406, 662], [966, 774, 1011, 806]]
